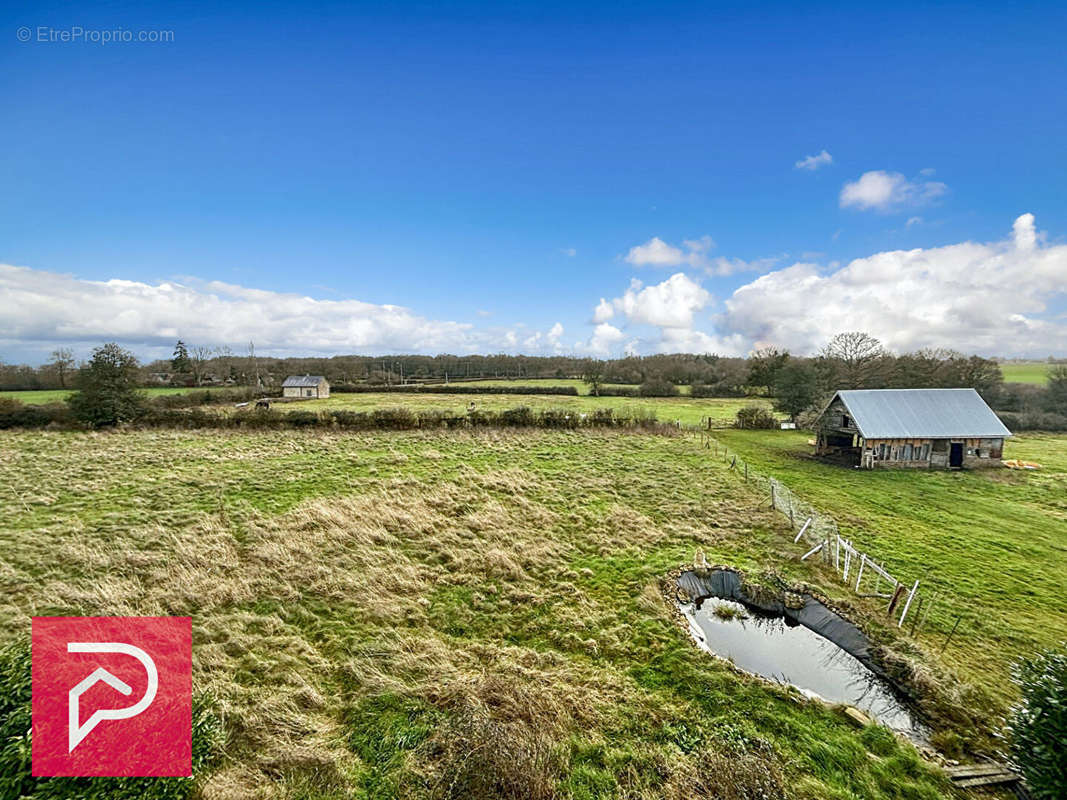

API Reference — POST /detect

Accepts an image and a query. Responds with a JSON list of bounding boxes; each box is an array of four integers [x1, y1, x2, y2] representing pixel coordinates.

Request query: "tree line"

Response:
[[3, 334, 1066, 428]]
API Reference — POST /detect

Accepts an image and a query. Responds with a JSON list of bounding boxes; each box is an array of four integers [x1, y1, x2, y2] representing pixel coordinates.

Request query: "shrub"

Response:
[[1007, 648, 1067, 798], [597, 386, 639, 397], [691, 380, 745, 398], [151, 387, 269, 409], [372, 408, 419, 430], [734, 405, 778, 429], [500, 406, 536, 427], [286, 410, 322, 427], [995, 411, 1067, 431], [638, 378, 679, 397], [0, 400, 70, 429], [67, 343, 145, 427]]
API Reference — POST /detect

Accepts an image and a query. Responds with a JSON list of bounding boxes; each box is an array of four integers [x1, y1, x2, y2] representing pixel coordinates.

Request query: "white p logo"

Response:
[[67, 642, 158, 752]]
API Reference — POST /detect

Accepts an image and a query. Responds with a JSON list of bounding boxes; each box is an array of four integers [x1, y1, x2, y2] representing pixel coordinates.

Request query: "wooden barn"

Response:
[[813, 388, 1010, 469], [282, 374, 330, 399]]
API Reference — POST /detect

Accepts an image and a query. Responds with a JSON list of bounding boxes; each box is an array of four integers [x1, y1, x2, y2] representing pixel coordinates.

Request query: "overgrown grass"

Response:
[[714, 428, 1067, 711], [0, 428, 954, 799]]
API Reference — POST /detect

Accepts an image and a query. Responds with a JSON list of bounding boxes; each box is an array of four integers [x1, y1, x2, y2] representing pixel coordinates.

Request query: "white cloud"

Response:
[[577, 273, 743, 356], [906, 216, 923, 227], [0, 266, 571, 359], [1013, 212, 1037, 250], [592, 297, 614, 323], [561, 247, 577, 257], [624, 235, 714, 268], [721, 213, 1067, 356], [611, 273, 711, 328], [839, 170, 948, 212], [584, 323, 626, 355], [795, 150, 833, 171]]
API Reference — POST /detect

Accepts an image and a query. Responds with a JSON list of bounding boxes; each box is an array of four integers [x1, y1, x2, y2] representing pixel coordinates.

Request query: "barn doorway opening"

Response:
[[949, 442, 963, 468]]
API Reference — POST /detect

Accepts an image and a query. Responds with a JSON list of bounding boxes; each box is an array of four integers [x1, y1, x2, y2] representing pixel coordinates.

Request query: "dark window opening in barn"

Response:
[[842, 414, 851, 428], [904, 444, 913, 460], [932, 440, 947, 452], [920, 444, 930, 461]]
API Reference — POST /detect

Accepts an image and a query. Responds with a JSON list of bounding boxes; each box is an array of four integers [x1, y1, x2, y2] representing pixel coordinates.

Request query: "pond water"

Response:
[[683, 598, 929, 744]]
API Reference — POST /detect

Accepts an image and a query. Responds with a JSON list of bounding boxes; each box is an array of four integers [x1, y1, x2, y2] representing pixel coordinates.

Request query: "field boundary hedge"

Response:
[[0, 399, 678, 433], [331, 383, 579, 396]]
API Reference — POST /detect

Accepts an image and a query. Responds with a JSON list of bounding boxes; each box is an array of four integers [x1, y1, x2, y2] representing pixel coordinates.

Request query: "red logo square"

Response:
[[32, 616, 192, 777]]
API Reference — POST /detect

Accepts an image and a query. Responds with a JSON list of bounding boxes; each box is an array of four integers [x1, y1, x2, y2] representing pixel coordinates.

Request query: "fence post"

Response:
[[834, 535, 840, 572], [940, 616, 962, 654], [744, 463, 748, 481], [854, 553, 866, 592], [793, 516, 812, 543], [898, 580, 920, 627], [770, 483, 776, 509], [887, 583, 905, 617]]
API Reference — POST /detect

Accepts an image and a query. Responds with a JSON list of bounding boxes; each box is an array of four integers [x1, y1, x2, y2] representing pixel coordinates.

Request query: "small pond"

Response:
[[683, 597, 929, 744]]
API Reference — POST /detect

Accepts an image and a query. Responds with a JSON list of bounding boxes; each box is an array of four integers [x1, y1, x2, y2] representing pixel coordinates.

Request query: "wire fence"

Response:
[[699, 431, 968, 651]]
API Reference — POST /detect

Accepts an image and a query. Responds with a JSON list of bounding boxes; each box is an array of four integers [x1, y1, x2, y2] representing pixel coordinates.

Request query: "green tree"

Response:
[[67, 343, 145, 426], [1007, 648, 1067, 798], [747, 347, 790, 392], [581, 359, 605, 397], [172, 340, 191, 375], [772, 362, 820, 420], [1045, 365, 1067, 414]]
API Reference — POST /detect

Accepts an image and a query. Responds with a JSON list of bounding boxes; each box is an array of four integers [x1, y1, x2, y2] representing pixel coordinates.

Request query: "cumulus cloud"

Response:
[[611, 274, 711, 328], [624, 235, 714, 268], [0, 266, 567, 359], [561, 247, 577, 257], [583, 323, 626, 355], [720, 213, 1067, 355], [577, 273, 744, 355], [623, 235, 770, 277], [839, 170, 948, 212], [795, 150, 833, 171], [592, 298, 614, 323]]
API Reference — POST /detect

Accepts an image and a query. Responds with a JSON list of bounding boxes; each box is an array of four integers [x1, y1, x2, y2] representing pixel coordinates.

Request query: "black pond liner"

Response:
[[678, 568, 929, 743]]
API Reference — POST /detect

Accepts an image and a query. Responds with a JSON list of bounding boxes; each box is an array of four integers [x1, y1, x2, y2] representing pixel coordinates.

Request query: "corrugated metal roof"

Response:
[[833, 389, 1011, 439], [282, 375, 327, 387]]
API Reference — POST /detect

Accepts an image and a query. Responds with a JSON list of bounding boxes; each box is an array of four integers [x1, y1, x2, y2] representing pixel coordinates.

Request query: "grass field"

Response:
[[429, 378, 697, 396], [284, 392, 765, 427], [0, 387, 193, 404], [0, 427, 955, 799], [714, 428, 1067, 709], [999, 362, 1051, 384]]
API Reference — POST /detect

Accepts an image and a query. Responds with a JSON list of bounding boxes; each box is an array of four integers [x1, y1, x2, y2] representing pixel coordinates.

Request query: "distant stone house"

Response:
[[282, 375, 330, 399], [813, 388, 1010, 469]]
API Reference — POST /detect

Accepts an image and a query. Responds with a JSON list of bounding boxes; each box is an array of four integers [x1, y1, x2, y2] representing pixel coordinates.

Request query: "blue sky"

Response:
[[2, 1, 1066, 362]]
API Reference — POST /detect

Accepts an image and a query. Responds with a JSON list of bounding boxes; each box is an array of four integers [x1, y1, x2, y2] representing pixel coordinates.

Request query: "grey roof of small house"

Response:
[[282, 375, 327, 388], [830, 388, 1011, 439]]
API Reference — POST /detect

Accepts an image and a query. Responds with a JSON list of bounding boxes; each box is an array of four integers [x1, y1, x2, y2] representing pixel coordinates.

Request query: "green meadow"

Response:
[[1, 427, 958, 800], [999, 362, 1051, 385], [714, 428, 1067, 708]]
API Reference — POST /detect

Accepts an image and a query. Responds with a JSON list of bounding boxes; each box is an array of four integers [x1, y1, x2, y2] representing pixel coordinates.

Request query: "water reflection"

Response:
[[684, 598, 928, 744]]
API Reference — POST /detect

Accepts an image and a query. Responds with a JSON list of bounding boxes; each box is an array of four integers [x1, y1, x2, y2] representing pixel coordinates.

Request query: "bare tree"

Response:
[[820, 331, 887, 389], [48, 347, 76, 388], [190, 345, 213, 386]]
